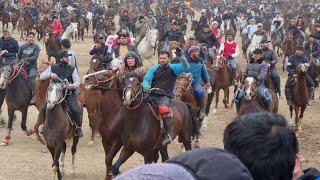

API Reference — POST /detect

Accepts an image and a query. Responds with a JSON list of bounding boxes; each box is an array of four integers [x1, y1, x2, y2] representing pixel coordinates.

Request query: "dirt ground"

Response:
[[0, 14, 320, 180]]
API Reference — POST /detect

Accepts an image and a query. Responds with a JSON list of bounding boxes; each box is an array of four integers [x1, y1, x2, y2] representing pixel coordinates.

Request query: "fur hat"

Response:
[[188, 46, 200, 54]]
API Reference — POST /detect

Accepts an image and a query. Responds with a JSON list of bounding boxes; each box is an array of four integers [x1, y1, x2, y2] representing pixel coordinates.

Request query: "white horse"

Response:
[[137, 29, 158, 65], [61, 23, 78, 41], [86, 11, 93, 25], [246, 34, 263, 60]]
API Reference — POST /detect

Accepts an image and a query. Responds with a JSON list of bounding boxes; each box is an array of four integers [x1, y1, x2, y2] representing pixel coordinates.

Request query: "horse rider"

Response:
[[170, 1, 181, 16], [186, 45, 211, 119], [234, 48, 272, 112], [219, 33, 240, 86], [90, 34, 112, 68], [197, 24, 219, 59], [59, 4, 69, 19], [222, 8, 237, 32], [211, 21, 222, 45], [313, 24, 320, 41], [146, 10, 157, 29], [261, 38, 281, 97], [95, 18, 107, 35], [162, 21, 184, 49], [119, 10, 131, 33], [119, 51, 145, 79], [61, 39, 78, 69], [271, 10, 284, 38], [134, 16, 149, 47], [198, 10, 208, 31], [183, 34, 206, 61], [0, 29, 19, 65], [51, 16, 63, 41], [296, 17, 306, 32], [242, 18, 258, 41], [285, 46, 315, 106], [252, 22, 268, 42], [39, 50, 83, 137], [112, 33, 138, 59], [304, 34, 320, 83], [142, 50, 189, 146], [73, 3, 82, 22], [287, 19, 300, 39], [29, 2, 40, 25], [16, 32, 40, 105]]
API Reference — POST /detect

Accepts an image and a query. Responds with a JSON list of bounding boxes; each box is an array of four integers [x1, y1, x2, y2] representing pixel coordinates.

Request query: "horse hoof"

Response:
[[298, 126, 302, 133], [70, 168, 76, 176], [212, 109, 217, 114], [24, 129, 34, 136], [225, 104, 230, 108], [0, 139, 9, 146], [201, 116, 208, 131], [88, 140, 95, 147]]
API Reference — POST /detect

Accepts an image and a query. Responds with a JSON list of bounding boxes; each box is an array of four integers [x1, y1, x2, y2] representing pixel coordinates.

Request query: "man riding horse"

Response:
[[186, 45, 211, 119], [261, 39, 281, 97], [271, 11, 284, 39], [197, 24, 219, 59], [39, 50, 83, 137], [304, 34, 320, 84], [17, 32, 40, 105], [119, 51, 146, 79], [90, 34, 112, 69], [234, 48, 272, 112], [134, 16, 150, 47], [142, 50, 189, 146], [285, 47, 315, 106]]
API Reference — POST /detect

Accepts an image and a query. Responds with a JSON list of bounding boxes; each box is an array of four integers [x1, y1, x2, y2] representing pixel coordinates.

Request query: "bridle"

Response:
[[85, 69, 116, 89], [122, 82, 144, 110], [174, 77, 192, 97], [46, 78, 68, 107]]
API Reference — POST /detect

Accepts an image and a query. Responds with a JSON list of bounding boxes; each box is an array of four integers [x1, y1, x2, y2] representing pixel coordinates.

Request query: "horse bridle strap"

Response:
[[94, 71, 116, 89], [8, 61, 25, 83], [123, 85, 144, 110]]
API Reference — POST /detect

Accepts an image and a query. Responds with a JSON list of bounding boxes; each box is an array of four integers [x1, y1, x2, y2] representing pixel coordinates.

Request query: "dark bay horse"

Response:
[[290, 64, 309, 133], [45, 28, 61, 62], [83, 68, 124, 180], [18, 12, 35, 40], [111, 75, 195, 174], [211, 54, 242, 114], [42, 78, 82, 179], [282, 32, 295, 71], [1, 10, 19, 32], [0, 62, 34, 146], [238, 77, 279, 116], [37, 16, 50, 42]]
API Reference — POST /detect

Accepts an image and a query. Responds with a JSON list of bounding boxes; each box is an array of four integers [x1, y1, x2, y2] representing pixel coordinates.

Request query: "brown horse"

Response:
[[111, 74, 195, 174], [290, 63, 309, 133], [1, 11, 19, 32], [18, 12, 35, 40], [45, 27, 61, 62], [211, 54, 242, 114], [174, 73, 202, 148], [42, 78, 82, 180], [39, 2, 53, 15], [238, 77, 279, 116], [282, 32, 295, 71], [37, 16, 50, 42], [77, 17, 87, 41], [82, 68, 124, 180]]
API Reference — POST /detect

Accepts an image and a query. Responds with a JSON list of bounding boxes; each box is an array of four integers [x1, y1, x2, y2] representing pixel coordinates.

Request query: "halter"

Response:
[[215, 57, 228, 69], [85, 69, 116, 89], [174, 78, 192, 96], [46, 78, 68, 105], [122, 84, 144, 110], [243, 77, 258, 99], [4, 61, 26, 83]]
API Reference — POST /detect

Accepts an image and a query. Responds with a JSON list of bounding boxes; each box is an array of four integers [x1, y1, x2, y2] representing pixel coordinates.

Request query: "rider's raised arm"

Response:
[[39, 66, 52, 80]]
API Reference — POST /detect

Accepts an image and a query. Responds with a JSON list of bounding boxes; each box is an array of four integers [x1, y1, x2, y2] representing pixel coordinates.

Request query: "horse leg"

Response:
[[112, 147, 134, 175], [87, 110, 97, 146], [160, 146, 169, 162], [60, 142, 67, 176], [0, 89, 7, 127], [53, 148, 62, 180], [21, 108, 33, 136], [298, 105, 306, 132], [103, 138, 122, 179], [70, 136, 79, 175], [144, 152, 155, 164], [294, 106, 300, 132], [213, 90, 219, 114], [46, 145, 56, 180], [223, 88, 230, 108], [0, 107, 14, 146]]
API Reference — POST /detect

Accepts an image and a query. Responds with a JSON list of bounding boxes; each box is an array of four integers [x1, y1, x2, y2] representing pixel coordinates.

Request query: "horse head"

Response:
[[213, 54, 227, 70], [297, 63, 308, 74], [87, 56, 104, 74], [174, 73, 192, 100], [146, 29, 158, 48], [243, 77, 257, 100], [83, 68, 118, 90], [70, 22, 78, 33], [0, 62, 13, 89], [46, 78, 67, 109], [122, 74, 142, 106]]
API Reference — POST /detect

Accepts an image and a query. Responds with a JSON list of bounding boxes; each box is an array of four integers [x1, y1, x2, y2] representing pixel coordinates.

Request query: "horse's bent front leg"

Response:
[[112, 147, 134, 175]]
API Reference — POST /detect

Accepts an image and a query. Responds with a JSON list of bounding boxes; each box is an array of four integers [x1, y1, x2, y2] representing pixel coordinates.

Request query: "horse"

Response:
[[270, 25, 283, 57], [282, 32, 295, 71], [290, 63, 309, 133], [18, 12, 35, 40], [82, 68, 125, 180], [238, 76, 279, 116], [246, 35, 263, 60], [77, 18, 86, 41], [37, 16, 50, 42], [111, 74, 195, 174], [1, 11, 19, 32], [61, 22, 78, 41], [211, 54, 242, 114], [0, 61, 34, 146], [174, 73, 202, 148], [137, 29, 158, 65], [42, 78, 82, 179], [45, 28, 61, 62], [185, 8, 195, 21]]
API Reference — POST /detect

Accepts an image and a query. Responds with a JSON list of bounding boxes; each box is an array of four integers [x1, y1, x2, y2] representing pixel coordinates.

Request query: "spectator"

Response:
[[60, 39, 77, 69], [0, 29, 19, 64]]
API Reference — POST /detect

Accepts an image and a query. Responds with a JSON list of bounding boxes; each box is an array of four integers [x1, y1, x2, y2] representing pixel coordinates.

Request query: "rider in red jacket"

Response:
[[52, 16, 62, 37]]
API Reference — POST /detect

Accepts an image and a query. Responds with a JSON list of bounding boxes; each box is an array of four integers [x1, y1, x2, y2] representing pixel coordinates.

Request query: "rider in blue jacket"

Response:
[[186, 45, 211, 119]]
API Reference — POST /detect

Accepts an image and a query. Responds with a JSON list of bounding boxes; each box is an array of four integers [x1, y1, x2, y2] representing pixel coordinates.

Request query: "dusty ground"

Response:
[[0, 14, 320, 180]]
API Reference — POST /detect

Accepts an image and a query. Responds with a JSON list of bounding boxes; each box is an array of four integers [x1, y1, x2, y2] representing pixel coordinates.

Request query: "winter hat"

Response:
[[188, 45, 200, 54]]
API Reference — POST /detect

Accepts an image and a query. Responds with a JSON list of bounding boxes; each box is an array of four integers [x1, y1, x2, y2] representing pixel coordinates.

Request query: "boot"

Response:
[[28, 76, 37, 105], [285, 88, 292, 106], [307, 87, 315, 106], [235, 101, 240, 113], [162, 117, 173, 146], [195, 94, 206, 120], [232, 69, 238, 86], [266, 100, 273, 112]]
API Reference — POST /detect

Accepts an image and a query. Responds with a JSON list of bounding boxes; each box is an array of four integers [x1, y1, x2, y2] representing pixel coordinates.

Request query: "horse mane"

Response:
[[125, 72, 143, 82]]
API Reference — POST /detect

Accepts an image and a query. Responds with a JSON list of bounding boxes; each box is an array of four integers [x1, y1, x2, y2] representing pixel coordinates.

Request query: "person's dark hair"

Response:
[[253, 48, 263, 54], [60, 39, 71, 49], [223, 113, 299, 180], [118, 32, 129, 39], [27, 31, 35, 37], [309, 34, 315, 38], [159, 50, 171, 58]]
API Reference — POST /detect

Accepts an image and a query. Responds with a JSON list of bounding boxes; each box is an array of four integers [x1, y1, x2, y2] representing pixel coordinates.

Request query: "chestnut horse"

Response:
[[111, 75, 195, 174], [290, 63, 309, 133], [18, 12, 35, 40], [238, 77, 279, 116], [83, 68, 124, 180], [211, 54, 242, 114], [1, 11, 19, 32]]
